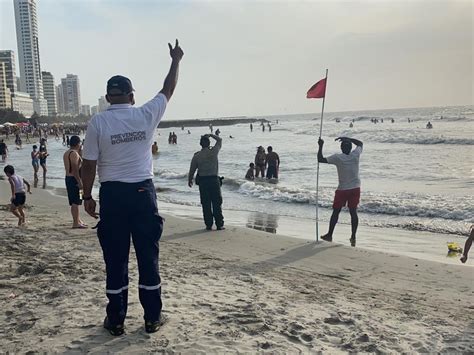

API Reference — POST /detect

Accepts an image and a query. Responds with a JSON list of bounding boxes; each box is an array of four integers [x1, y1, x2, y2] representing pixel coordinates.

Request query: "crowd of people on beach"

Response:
[[1, 129, 87, 228]]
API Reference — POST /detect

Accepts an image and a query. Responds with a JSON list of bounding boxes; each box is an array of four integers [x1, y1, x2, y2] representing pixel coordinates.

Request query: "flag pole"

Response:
[[316, 68, 328, 242]]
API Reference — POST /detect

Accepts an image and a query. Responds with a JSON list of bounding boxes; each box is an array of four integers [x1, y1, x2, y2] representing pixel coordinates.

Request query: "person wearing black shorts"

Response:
[[265, 146, 280, 179], [63, 135, 86, 229], [4, 165, 31, 226]]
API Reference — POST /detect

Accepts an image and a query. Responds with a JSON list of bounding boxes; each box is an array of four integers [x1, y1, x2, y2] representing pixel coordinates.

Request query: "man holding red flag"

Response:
[[317, 136, 363, 246]]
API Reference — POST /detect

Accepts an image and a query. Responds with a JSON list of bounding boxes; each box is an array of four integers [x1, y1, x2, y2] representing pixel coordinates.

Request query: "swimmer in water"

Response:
[[152, 142, 159, 155], [245, 163, 255, 180], [254, 146, 266, 178]]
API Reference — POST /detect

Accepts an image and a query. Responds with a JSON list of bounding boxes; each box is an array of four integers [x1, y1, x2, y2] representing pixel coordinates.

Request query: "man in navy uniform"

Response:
[[81, 40, 184, 335]]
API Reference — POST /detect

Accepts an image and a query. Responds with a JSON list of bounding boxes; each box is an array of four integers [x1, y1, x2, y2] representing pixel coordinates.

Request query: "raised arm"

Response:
[[208, 134, 222, 151], [208, 134, 222, 142], [336, 136, 363, 147], [318, 138, 328, 163], [160, 39, 184, 101]]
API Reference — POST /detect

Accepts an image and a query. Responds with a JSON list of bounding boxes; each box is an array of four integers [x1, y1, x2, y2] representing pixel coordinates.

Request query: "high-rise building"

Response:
[[41, 71, 57, 116], [14, 0, 47, 115], [60, 74, 81, 115], [56, 84, 64, 114], [90, 105, 99, 115], [0, 50, 17, 95], [0, 62, 12, 109], [98, 96, 109, 112]]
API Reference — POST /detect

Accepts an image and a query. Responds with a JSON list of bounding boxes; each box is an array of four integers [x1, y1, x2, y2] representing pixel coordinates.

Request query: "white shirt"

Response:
[[326, 146, 362, 190], [82, 93, 167, 183], [11, 174, 25, 193]]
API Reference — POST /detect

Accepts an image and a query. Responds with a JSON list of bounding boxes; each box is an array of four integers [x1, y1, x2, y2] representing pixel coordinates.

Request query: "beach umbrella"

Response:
[[3, 122, 16, 126], [16, 122, 30, 127]]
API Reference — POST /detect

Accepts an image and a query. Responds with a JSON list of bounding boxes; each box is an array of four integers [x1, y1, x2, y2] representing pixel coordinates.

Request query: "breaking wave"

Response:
[[155, 169, 188, 180], [153, 171, 472, 222], [236, 181, 473, 221]]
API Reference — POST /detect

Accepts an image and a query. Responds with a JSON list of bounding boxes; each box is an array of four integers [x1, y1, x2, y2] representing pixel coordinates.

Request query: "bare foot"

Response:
[[72, 224, 88, 229], [460, 255, 467, 263], [321, 234, 332, 242]]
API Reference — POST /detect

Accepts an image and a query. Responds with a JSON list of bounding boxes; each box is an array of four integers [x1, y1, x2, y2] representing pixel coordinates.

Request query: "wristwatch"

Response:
[[83, 195, 93, 201]]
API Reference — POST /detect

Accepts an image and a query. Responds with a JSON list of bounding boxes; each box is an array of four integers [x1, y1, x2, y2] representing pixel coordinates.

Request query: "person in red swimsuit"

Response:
[[318, 136, 363, 246]]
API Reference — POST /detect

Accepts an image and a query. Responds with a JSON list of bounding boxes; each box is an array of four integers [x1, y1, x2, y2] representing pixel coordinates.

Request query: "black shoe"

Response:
[[350, 237, 356, 247], [216, 226, 225, 230], [103, 316, 124, 336], [206, 226, 212, 231], [321, 234, 332, 242], [145, 314, 168, 334]]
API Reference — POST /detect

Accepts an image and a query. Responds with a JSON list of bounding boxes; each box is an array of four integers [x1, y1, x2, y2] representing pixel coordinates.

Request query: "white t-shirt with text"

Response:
[[82, 93, 167, 183], [326, 146, 362, 190]]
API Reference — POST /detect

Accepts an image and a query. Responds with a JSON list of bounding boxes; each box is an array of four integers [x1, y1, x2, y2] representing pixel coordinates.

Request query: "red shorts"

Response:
[[333, 187, 360, 209]]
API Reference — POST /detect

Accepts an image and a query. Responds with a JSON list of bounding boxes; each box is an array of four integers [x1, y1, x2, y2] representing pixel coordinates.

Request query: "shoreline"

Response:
[[1, 182, 473, 352], [44, 182, 472, 266]]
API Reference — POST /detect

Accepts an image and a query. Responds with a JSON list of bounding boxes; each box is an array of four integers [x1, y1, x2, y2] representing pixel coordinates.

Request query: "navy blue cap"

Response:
[[107, 75, 134, 96]]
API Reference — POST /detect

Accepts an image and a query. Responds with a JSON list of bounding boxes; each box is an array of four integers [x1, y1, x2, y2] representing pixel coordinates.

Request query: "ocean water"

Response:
[[3, 105, 473, 259], [153, 105, 473, 237]]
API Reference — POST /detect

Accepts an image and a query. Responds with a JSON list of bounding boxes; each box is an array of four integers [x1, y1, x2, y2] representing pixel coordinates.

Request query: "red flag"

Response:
[[306, 78, 326, 99]]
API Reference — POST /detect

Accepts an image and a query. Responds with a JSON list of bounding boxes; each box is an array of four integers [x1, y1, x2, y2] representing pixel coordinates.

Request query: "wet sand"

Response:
[[0, 182, 473, 353]]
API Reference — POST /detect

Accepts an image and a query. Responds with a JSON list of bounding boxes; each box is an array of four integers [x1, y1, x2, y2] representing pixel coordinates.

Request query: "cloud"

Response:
[[1, 0, 472, 118]]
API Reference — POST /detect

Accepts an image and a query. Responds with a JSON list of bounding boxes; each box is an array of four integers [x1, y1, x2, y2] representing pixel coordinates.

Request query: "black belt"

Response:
[[101, 179, 153, 187]]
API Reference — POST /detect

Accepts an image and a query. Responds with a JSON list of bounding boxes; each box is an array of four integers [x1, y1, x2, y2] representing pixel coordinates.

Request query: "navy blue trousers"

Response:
[[97, 179, 163, 326]]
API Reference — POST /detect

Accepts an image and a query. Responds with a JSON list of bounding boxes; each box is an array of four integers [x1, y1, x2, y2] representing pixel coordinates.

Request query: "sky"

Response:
[[0, 0, 472, 119]]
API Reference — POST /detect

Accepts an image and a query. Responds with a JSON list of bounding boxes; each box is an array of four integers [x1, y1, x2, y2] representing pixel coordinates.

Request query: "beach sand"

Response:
[[0, 182, 473, 353]]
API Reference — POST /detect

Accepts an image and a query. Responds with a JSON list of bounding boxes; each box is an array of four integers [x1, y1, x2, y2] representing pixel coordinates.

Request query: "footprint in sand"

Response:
[[324, 315, 355, 326], [301, 333, 313, 342]]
